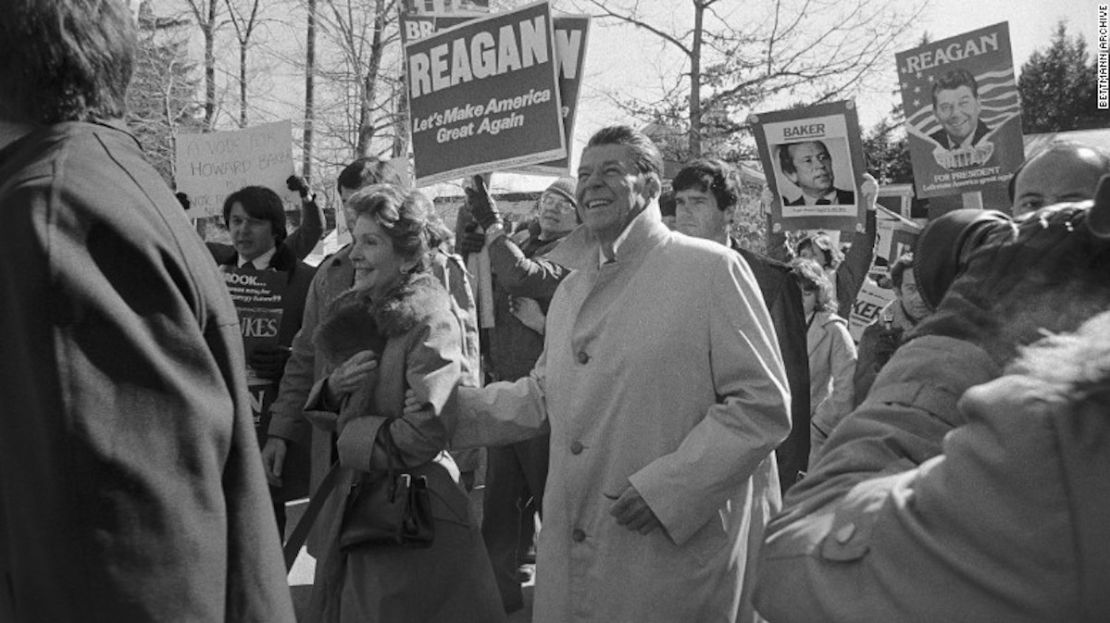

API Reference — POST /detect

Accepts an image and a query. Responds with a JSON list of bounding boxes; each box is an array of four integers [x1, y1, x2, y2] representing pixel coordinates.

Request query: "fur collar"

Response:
[[315, 271, 448, 365]]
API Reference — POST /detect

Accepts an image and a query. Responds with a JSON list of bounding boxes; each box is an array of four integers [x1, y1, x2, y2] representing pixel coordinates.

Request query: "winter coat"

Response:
[[754, 336, 1110, 621], [302, 271, 504, 623], [852, 299, 915, 407], [807, 310, 857, 463], [269, 246, 479, 547], [450, 207, 791, 623], [732, 240, 811, 489], [0, 121, 292, 622]]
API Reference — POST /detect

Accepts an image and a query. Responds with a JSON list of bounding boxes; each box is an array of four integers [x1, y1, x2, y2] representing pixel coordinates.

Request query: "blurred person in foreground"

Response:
[[673, 158, 811, 490], [852, 252, 931, 407], [0, 1, 292, 620], [443, 126, 790, 623], [457, 176, 577, 613], [754, 177, 1110, 622]]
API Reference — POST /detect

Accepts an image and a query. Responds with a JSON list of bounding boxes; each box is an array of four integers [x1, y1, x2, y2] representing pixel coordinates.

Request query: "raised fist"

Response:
[[286, 175, 310, 198]]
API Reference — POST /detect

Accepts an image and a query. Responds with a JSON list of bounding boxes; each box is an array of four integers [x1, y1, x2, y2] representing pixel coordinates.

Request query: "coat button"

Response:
[[834, 523, 856, 544], [570, 441, 583, 455], [577, 351, 589, 364], [572, 529, 586, 542]]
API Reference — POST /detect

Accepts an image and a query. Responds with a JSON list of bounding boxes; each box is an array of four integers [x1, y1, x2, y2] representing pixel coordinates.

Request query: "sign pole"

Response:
[[961, 191, 984, 211]]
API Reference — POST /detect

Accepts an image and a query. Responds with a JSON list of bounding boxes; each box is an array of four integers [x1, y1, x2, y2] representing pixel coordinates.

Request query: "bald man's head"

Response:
[[1009, 142, 1110, 217]]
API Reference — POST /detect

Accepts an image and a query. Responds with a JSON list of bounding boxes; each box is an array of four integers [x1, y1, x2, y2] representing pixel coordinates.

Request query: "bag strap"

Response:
[[282, 420, 402, 570], [283, 461, 342, 571]]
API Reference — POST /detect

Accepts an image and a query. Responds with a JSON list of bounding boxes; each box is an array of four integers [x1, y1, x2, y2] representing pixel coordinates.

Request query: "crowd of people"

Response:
[[3, 2, 1110, 623]]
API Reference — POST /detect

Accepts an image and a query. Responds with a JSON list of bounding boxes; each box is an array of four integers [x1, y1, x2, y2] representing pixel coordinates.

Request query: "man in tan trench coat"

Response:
[[448, 126, 791, 622]]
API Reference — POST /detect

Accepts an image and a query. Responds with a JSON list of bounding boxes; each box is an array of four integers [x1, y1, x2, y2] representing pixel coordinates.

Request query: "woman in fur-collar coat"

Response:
[[302, 185, 504, 623]]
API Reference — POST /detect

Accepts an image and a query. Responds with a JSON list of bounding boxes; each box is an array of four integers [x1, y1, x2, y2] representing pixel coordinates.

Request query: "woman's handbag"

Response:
[[338, 424, 435, 550]]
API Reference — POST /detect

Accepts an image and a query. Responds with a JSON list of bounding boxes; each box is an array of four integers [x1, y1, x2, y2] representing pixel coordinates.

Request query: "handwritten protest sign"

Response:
[[402, 12, 588, 177], [175, 120, 296, 217], [405, 1, 566, 185], [896, 23, 1023, 198], [848, 279, 896, 343], [751, 101, 866, 232], [221, 267, 287, 443]]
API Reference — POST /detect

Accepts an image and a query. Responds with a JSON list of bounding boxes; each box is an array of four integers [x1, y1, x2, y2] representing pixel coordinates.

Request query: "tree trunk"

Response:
[[203, 1, 217, 130], [355, 0, 386, 158], [302, 0, 317, 182], [238, 43, 248, 127], [688, 1, 704, 158]]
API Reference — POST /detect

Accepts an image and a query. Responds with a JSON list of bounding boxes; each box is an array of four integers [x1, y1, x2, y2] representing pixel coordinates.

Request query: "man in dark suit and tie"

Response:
[[778, 140, 855, 206]]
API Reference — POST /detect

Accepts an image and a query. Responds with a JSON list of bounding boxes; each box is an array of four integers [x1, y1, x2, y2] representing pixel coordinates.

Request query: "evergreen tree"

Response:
[[126, 15, 204, 186], [1018, 22, 1107, 133]]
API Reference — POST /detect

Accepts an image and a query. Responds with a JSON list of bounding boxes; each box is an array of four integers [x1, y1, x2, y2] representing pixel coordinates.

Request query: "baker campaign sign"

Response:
[[896, 23, 1023, 198], [405, 1, 566, 184]]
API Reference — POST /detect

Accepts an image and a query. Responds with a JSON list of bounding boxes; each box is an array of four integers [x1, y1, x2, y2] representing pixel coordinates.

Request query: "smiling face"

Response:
[[349, 214, 411, 298], [228, 202, 277, 262], [675, 187, 731, 243], [576, 143, 658, 245], [537, 190, 578, 237], [785, 142, 834, 198], [934, 85, 982, 144]]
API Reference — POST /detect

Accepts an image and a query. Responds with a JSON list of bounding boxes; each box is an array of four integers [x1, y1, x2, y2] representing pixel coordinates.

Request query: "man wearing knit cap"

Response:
[[458, 175, 578, 613]]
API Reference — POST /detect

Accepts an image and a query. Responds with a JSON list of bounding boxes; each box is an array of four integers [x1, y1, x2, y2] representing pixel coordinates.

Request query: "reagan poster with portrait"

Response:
[[751, 100, 866, 232], [896, 22, 1024, 198]]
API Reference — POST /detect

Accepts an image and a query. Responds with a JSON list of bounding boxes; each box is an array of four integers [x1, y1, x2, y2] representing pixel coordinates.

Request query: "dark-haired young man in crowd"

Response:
[[219, 185, 317, 535], [0, 1, 292, 620], [197, 174, 325, 265], [852, 252, 932, 406], [672, 158, 811, 490]]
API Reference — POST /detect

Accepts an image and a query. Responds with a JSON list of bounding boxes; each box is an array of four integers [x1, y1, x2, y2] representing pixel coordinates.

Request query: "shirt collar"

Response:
[[801, 189, 840, 206], [238, 246, 277, 270], [547, 204, 670, 272]]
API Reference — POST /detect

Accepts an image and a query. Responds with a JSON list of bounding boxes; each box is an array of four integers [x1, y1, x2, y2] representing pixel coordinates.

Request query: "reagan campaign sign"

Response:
[[896, 23, 1023, 198], [751, 101, 867, 232], [402, 11, 589, 177], [174, 120, 297, 217], [405, 1, 566, 184]]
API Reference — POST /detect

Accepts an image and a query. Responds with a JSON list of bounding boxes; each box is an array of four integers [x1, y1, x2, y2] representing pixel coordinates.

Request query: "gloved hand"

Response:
[[456, 223, 485, 255], [250, 345, 292, 381], [286, 175, 310, 199], [911, 201, 1110, 366], [465, 174, 501, 230]]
